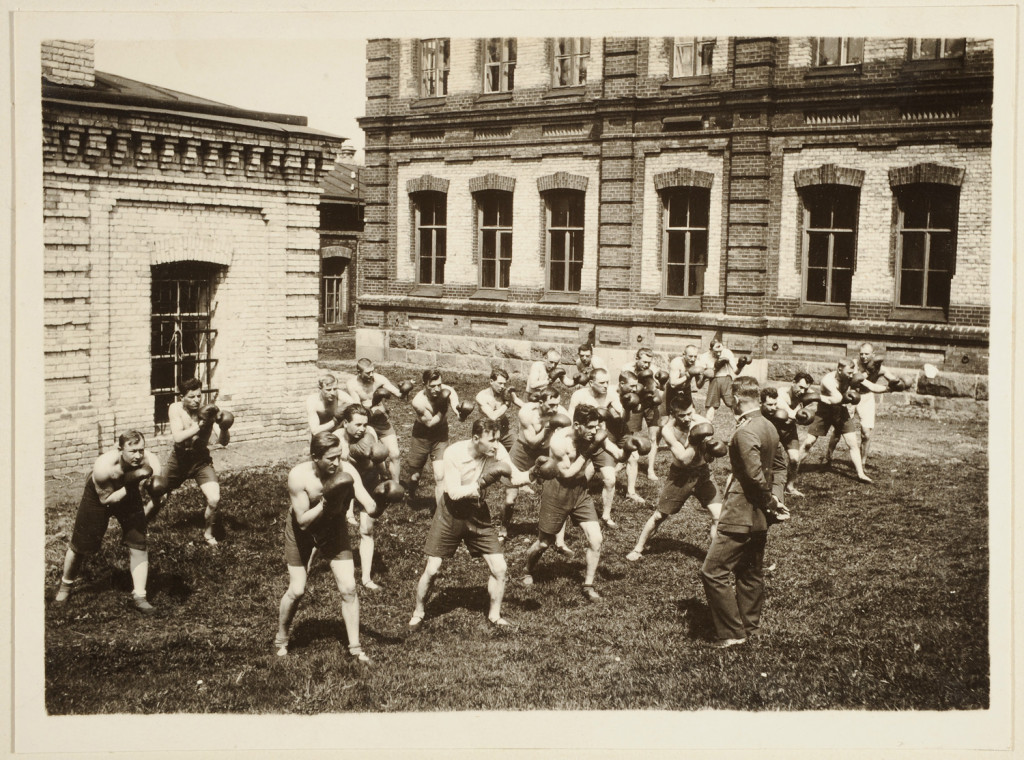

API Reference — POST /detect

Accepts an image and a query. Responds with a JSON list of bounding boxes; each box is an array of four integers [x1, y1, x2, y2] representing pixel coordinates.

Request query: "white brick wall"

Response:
[[776, 144, 990, 305], [640, 149, 726, 296], [395, 156, 601, 291]]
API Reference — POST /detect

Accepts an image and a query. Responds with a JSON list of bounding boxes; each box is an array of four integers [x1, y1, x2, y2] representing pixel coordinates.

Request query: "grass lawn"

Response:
[[43, 368, 989, 713]]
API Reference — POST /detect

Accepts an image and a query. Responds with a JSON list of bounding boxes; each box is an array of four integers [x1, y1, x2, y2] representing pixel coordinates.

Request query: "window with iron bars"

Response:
[[150, 262, 220, 425]]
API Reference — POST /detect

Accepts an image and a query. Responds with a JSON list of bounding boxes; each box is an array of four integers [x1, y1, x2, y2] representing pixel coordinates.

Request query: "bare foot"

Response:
[[856, 473, 873, 484], [626, 493, 645, 505]]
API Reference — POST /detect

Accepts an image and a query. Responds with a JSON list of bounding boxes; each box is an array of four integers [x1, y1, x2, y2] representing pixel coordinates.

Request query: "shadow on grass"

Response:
[[289, 617, 352, 652], [675, 596, 715, 641], [643, 537, 706, 561]]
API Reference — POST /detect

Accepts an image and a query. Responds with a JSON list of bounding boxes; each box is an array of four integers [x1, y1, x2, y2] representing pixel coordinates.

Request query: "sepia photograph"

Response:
[[6, 2, 1017, 757]]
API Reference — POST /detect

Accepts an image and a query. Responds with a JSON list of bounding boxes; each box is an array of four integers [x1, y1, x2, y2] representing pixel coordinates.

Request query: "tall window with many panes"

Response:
[[553, 38, 589, 87], [545, 191, 584, 292], [662, 187, 710, 297], [894, 184, 957, 312], [420, 38, 450, 96], [476, 191, 513, 289], [414, 191, 447, 285], [801, 185, 859, 307], [483, 38, 516, 93]]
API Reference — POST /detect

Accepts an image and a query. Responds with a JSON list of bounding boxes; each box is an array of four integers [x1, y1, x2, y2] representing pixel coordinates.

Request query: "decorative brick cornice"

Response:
[[537, 171, 588, 193], [149, 232, 235, 268], [468, 173, 516, 194], [888, 162, 965, 188], [794, 163, 865, 189], [406, 174, 450, 194], [653, 167, 715, 191]]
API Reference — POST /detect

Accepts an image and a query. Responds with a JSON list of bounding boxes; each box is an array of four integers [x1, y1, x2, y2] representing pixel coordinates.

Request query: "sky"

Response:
[[93, 39, 367, 160]]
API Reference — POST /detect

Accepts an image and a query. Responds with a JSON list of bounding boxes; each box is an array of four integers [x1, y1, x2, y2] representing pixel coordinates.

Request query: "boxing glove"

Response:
[[640, 388, 663, 408], [736, 356, 752, 373], [198, 403, 220, 425], [794, 408, 814, 426], [532, 455, 560, 481], [457, 400, 476, 422], [548, 413, 572, 429], [548, 367, 567, 384], [703, 439, 728, 458], [623, 392, 643, 412], [368, 408, 388, 427], [216, 410, 234, 430], [688, 422, 715, 445], [654, 369, 670, 387], [572, 372, 587, 387], [369, 441, 390, 463], [322, 471, 355, 514], [888, 377, 907, 393], [373, 479, 406, 504], [477, 460, 512, 490], [843, 388, 861, 405], [800, 388, 821, 405], [371, 387, 392, 406], [398, 380, 416, 399], [123, 463, 154, 488]]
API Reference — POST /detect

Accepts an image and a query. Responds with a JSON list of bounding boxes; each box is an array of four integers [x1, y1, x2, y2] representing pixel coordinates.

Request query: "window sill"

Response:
[[805, 63, 863, 79], [662, 115, 705, 131], [411, 96, 447, 109], [794, 302, 850, 319], [469, 288, 510, 301], [661, 74, 711, 89], [654, 296, 702, 312], [889, 306, 948, 323], [475, 91, 513, 104], [538, 291, 581, 305], [321, 323, 351, 333], [904, 57, 963, 72], [544, 86, 586, 99], [408, 284, 444, 298]]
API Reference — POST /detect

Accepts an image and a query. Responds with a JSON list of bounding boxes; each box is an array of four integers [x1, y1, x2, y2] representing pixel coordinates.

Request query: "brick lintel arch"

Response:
[[653, 167, 714, 191], [794, 163, 865, 189], [469, 173, 516, 194], [888, 162, 965, 188], [537, 171, 588, 193], [149, 233, 234, 267], [406, 174, 450, 194]]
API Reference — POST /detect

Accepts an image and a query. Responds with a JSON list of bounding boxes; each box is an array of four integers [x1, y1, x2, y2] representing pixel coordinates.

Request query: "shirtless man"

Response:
[[523, 404, 612, 601], [568, 368, 627, 525], [627, 397, 724, 561], [829, 343, 903, 468], [667, 344, 706, 414], [408, 418, 536, 631], [621, 347, 666, 481], [501, 388, 573, 547], [274, 431, 388, 662], [526, 348, 568, 397], [154, 377, 233, 545], [53, 430, 163, 612], [772, 372, 813, 497], [407, 369, 461, 513], [346, 358, 404, 482], [696, 339, 738, 423], [564, 343, 608, 388], [306, 373, 357, 438], [475, 368, 520, 454], [795, 359, 872, 484]]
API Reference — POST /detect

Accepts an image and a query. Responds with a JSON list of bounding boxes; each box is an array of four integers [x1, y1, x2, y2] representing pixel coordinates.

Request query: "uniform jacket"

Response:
[[720, 411, 788, 533]]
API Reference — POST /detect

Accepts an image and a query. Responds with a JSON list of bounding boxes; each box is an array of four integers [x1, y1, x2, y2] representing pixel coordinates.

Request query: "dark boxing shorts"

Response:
[[424, 495, 503, 558], [657, 464, 721, 516], [807, 403, 860, 438], [284, 507, 352, 567], [538, 476, 599, 535], [705, 376, 734, 409], [406, 434, 448, 474], [163, 445, 217, 492], [70, 476, 147, 554]]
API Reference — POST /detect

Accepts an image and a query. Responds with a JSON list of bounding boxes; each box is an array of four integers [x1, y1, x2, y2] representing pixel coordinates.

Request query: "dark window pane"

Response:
[[819, 38, 840, 65], [930, 188, 958, 228], [485, 66, 498, 92], [666, 231, 686, 264], [567, 194, 584, 227], [433, 195, 446, 225], [481, 258, 496, 288], [830, 268, 852, 303], [436, 230, 446, 259], [666, 263, 685, 296], [847, 38, 864, 64], [420, 228, 433, 258], [500, 231, 512, 260], [481, 197, 498, 227], [498, 194, 512, 226], [688, 264, 705, 296], [481, 229, 495, 259], [550, 199, 568, 228], [499, 257, 511, 289], [435, 252, 445, 284], [690, 230, 708, 264], [419, 253, 432, 284], [689, 189, 710, 227], [807, 233, 829, 268], [926, 270, 951, 308], [550, 261, 565, 290], [918, 38, 940, 58], [806, 193, 832, 229], [667, 193, 686, 227], [833, 233, 855, 269], [507, 38, 517, 60], [832, 188, 859, 229], [550, 231, 566, 263], [944, 38, 965, 57], [901, 232, 925, 270], [900, 192, 928, 228], [506, 64, 515, 90], [806, 268, 827, 302], [900, 270, 924, 306], [930, 232, 954, 272], [486, 39, 500, 61], [569, 230, 584, 264], [569, 258, 583, 292]]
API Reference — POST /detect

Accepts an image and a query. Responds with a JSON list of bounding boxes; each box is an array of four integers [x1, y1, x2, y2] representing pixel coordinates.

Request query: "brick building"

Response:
[[355, 37, 991, 394], [42, 41, 346, 476], [317, 156, 365, 356]]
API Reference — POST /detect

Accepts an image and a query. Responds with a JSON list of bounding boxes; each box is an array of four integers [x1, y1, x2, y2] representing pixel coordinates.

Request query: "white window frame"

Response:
[[672, 37, 715, 77], [800, 186, 859, 307], [477, 191, 513, 290], [894, 185, 958, 310], [545, 191, 585, 293], [910, 38, 966, 60], [552, 37, 590, 88], [420, 38, 450, 97], [483, 38, 516, 93], [413, 191, 447, 285], [813, 37, 864, 66], [662, 187, 710, 298]]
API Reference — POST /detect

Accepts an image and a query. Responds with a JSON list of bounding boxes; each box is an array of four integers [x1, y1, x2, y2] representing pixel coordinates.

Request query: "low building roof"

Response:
[[321, 162, 366, 203]]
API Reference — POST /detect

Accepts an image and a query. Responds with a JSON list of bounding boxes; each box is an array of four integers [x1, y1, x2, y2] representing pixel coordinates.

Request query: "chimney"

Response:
[[41, 40, 95, 87]]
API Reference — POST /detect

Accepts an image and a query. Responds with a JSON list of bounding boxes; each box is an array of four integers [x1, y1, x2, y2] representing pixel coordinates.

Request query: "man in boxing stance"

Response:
[[667, 344, 706, 416], [621, 347, 667, 483], [770, 372, 814, 497], [564, 342, 608, 388], [700, 376, 788, 648], [568, 368, 628, 524], [627, 397, 724, 562], [523, 404, 619, 601], [346, 358, 404, 482], [54, 430, 162, 612], [409, 418, 536, 630], [275, 431, 387, 662], [613, 369, 647, 505], [407, 369, 462, 514], [526, 348, 568, 396], [475, 368, 520, 455], [828, 343, 903, 469], [155, 377, 234, 545], [795, 359, 872, 484], [502, 388, 572, 550], [696, 338, 738, 423], [306, 373, 357, 438]]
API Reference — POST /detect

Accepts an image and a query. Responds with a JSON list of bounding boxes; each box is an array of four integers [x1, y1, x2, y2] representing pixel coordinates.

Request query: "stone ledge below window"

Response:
[[475, 91, 514, 104], [411, 96, 447, 109], [408, 284, 444, 298], [469, 288, 510, 301], [538, 291, 581, 304], [903, 57, 963, 73], [654, 295, 702, 312], [794, 302, 850, 319], [661, 74, 711, 89], [805, 63, 863, 79], [543, 86, 585, 99], [889, 305, 948, 323]]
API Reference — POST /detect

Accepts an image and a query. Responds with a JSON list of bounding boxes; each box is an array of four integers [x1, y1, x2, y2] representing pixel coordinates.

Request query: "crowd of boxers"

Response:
[[51, 338, 906, 658]]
